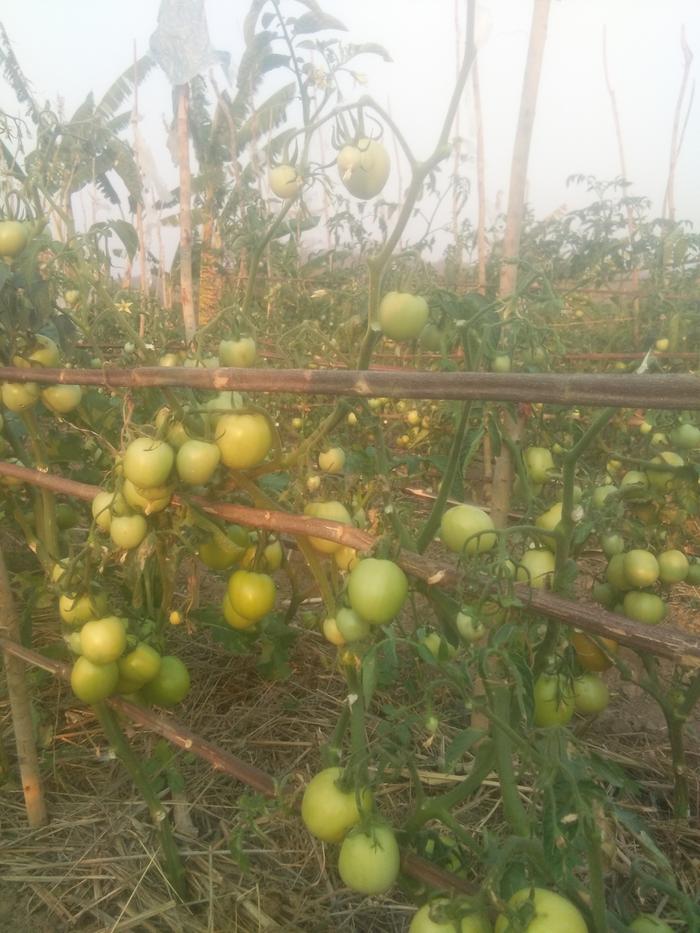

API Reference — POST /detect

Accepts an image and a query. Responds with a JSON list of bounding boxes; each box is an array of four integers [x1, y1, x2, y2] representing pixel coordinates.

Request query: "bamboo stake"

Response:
[[662, 27, 694, 222], [0, 546, 47, 828], [0, 459, 698, 665], [176, 83, 196, 341], [0, 365, 698, 409], [472, 56, 487, 294], [602, 27, 640, 342], [491, 0, 551, 530]]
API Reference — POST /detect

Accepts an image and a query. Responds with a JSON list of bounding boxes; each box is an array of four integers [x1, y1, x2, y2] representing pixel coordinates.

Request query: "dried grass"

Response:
[[1, 595, 698, 932]]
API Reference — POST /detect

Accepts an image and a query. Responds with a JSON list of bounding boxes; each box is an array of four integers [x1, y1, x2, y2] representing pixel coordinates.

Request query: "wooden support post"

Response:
[[0, 546, 47, 828]]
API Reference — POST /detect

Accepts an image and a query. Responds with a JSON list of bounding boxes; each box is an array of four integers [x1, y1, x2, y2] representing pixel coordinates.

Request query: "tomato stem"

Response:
[[94, 702, 188, 898]]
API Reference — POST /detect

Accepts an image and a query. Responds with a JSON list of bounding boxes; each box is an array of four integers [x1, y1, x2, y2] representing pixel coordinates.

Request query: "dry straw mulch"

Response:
[[1, 602, 699, 932]]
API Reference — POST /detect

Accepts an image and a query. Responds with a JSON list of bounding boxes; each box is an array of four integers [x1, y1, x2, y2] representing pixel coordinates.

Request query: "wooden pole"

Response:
[[0, 546, 47, 828], [491, 0, 551, 530], [176, 83, 196, 341], [0, 365, 698, 409]]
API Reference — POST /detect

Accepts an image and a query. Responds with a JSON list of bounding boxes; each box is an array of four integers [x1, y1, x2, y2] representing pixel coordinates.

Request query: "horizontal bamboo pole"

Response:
[[1, 459, 698, 665], [1, 365, 699, 408], [0, 637, 476, 896]]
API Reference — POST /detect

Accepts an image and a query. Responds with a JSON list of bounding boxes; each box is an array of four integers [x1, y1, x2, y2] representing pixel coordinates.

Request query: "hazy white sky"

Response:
[[1, 0, 699, 235]]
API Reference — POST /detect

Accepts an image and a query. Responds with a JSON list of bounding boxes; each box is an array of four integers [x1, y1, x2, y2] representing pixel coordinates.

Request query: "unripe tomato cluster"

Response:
[[54, 564, 188, 707]]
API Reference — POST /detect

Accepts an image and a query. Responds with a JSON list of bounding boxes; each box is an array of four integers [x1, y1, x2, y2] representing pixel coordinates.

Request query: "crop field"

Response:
[[0, 1, 699, 932]]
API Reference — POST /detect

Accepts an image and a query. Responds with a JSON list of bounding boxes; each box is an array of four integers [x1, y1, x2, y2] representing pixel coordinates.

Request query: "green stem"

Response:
[[585, 819, 610, 933], [488, 680, 530, 836], [21, 411, 58, 560], [345, 665, 370, 788], [417, 401, 472, 552], [321, 705, 351, 768], [94, 703, 187, 898], [404, 740, 495, 831]]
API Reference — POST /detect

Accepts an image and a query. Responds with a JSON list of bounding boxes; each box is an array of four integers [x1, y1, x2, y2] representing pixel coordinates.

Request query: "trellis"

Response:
[[1, 362, 699, 898]]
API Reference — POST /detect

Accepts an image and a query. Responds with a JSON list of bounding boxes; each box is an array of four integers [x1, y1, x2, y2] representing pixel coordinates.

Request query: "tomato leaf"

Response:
[[361, 649, 378, 707], [292, 11, 347, 35], [443, 728, 483, 771]]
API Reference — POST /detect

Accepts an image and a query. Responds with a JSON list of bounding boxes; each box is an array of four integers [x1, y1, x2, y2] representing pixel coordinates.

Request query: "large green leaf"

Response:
[[95, 54, 155, 122]]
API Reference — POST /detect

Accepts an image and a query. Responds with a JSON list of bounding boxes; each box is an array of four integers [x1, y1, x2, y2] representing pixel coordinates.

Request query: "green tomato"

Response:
[[646, 452, 683, 491], [122, 478, 173, 515], [0, 219, 29, 257], [687, 562, 700, 586], [455, 610, 486, 643], [336, 607, 371, 643], [623, 550, 659, 589], [422, 632, 458, 660], [304, 500, 352, 554], [141, 656, 190, 706], [118, 643, 161, 687], [219, 336, 257, 367], [601, 533, 625, 558], [318, 446, 346, 474], [337, 823, 400, 895], [41, 384, 82, 414], [123, 437, 174, 487], [440, 504, 496, 555], [337, 138, 390, 200], [573, 673, 610, 715], [670, 422, 700, 450], [591, 485, 617, 509], [227, 569, 276, 621], [322, 616, 345, 645], [491, 354, 512, 373], [2, 381, 40, 412], [495, 887, 587, 933], [222, 593, 257, 630], [197, 525, 250, 570], [533, 674, 575, 727], [516, 549, 556, 589], [524, 447, 555, 485], [606, 553, 631, 591], [628, 915, 674, 933], [71, 657, 119, 703], [409, 900, 491, 933], [301, 767, 371, 843], [79, 616, 127, 664], [109, 513, 148, 550], [620, 470, 650, 499], [623, 591, 666, 625], [657, 549, 689, 584], [419, 323, 444, 352], [176, 439, 221, 485], [268, 164, 302, 199], [59, 591, 108, 627], [216, 412, 272, 470], [379, 291, 429, 341], [347, 558, 408, 625]]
